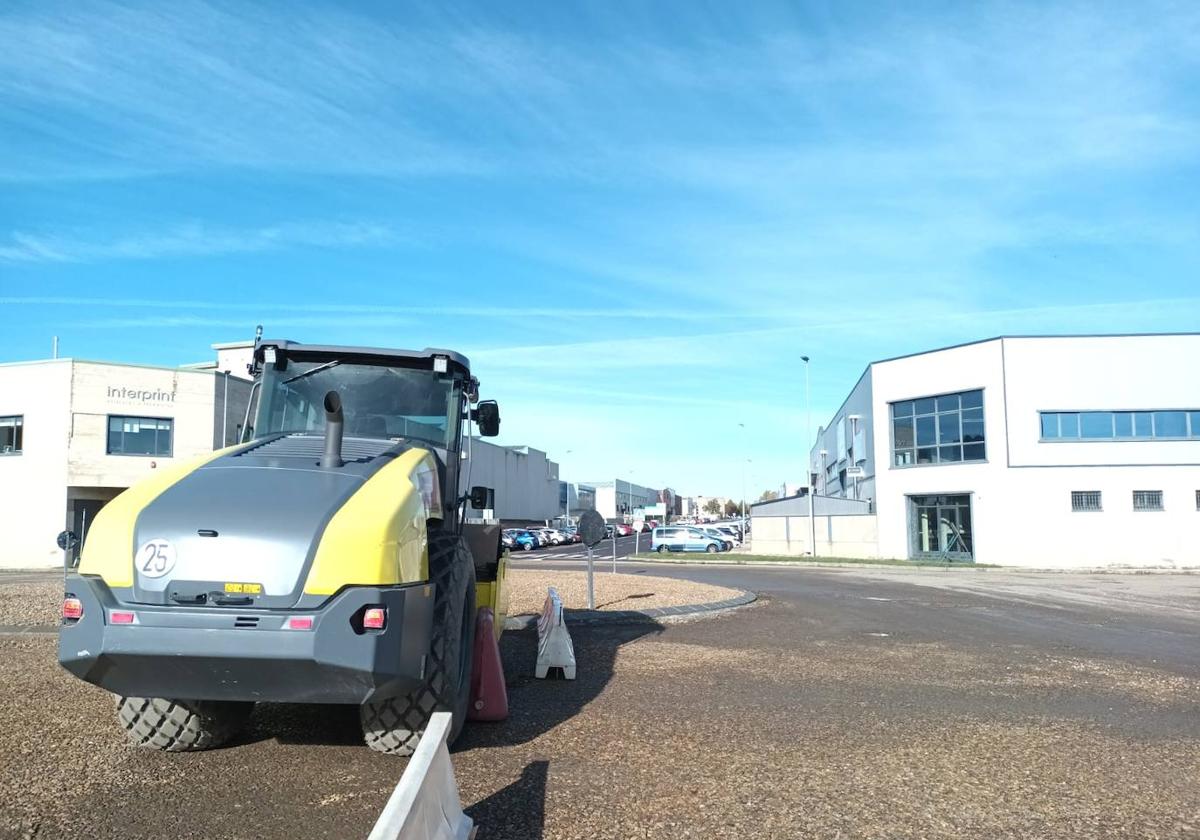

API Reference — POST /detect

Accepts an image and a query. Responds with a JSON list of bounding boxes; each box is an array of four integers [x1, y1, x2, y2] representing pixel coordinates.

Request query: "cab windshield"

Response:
[[255, 359, 461, 448]]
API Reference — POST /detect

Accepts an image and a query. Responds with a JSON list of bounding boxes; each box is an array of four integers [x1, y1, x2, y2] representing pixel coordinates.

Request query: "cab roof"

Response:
[[256, 339, 470, 375]]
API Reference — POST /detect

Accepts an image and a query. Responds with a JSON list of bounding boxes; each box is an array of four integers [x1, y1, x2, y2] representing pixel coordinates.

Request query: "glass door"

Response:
[[910, 494, 973, 561]]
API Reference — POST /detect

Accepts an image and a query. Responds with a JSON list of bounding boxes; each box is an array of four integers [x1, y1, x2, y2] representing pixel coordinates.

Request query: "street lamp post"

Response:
[[738, 423, 748, 542], [562, 449, 573, 525], [802, 356, 815, 557]]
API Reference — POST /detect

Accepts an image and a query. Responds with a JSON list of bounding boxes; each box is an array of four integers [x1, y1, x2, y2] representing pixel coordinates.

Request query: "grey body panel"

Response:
[[60, 574, 435, 704], [131, 434, 419, 609]]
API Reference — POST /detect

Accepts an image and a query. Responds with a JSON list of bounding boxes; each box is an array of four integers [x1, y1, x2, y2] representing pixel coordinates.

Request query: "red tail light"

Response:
[[110, 610, 135, 624], [363, 607, 387, 630], [63, 597, 83, 621], [286, 616, 314, 631]]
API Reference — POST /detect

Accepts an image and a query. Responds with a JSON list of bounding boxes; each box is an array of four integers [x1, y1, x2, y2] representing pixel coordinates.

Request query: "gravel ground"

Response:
[[2, 570, 1197, 839], [0, 579, 59, 627], [504, 570, 739, 616]]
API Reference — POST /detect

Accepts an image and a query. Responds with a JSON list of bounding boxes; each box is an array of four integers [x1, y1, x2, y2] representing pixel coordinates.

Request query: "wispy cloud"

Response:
[[0, 221, 398, 263]]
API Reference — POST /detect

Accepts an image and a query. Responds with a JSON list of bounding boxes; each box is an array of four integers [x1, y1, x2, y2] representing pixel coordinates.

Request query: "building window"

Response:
[[107, 416, 173, 456], [891, 389, 985, 467], [1040, 410, 1200, 440], [1195, 489, 1199, 511], [0, 415, 22, 454], [1071, 491, 1102, 512], [1132, 490, 1163, 512]]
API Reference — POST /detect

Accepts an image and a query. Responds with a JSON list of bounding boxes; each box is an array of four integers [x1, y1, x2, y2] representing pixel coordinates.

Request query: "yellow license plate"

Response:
[[223, 582, 263, 595]]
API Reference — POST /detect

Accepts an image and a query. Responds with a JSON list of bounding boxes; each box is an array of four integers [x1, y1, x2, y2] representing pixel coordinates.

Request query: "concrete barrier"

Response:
[[368, 712, 475, 840], [535, 587, 576, 679]]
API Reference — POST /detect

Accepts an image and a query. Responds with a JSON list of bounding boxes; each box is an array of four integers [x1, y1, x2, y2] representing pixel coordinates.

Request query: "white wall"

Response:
[[0, 361, 72, 568], [751, 514, 879, 558], [1003, 335, 1200, 467], [465, 439, 560, 521], [869, 337, 1200, 568]]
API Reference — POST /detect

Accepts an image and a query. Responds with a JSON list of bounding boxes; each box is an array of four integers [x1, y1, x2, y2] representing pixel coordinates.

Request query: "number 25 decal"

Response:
[[136, 539, 177, 579]]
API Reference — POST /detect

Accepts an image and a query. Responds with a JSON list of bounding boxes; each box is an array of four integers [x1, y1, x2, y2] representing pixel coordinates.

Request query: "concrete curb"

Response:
[[504, 589, 757, 630], [627, 557, 1200, 575]]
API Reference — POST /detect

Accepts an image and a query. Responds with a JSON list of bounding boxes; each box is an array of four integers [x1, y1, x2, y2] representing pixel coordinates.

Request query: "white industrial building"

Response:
[[0, 342, 564, 569], [0, 354, 254, 570], [463, 441, 561, 524], [786, 334, 1200, 568], [584, 478, 662, 523]]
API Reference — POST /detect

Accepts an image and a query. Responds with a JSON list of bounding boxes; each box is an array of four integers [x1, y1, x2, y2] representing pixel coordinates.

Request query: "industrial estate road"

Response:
[[2, 565, 1198, 838]]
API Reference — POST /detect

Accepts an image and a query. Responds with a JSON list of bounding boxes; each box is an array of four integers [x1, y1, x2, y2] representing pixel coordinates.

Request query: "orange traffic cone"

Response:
[[468, 607, 508, 721]]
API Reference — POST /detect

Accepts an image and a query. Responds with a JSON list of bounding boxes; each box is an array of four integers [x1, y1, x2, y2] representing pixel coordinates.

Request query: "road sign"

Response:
[[846, 466, 866, 478], [577, 509, 606, 547]]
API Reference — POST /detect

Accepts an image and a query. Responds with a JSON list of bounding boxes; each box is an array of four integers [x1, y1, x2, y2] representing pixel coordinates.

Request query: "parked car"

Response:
[[604, 524, 616, 539], [714, 527, 742, 547], [503, 529, 539, 551], [700, 527, 735, 549], [651, 526, 724, 554], [541, 528, 570, 546], [615, 523, 635, 537]]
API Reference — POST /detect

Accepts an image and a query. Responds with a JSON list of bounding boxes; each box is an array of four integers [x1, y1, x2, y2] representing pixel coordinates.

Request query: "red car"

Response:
[[615, 523, 635, 536]]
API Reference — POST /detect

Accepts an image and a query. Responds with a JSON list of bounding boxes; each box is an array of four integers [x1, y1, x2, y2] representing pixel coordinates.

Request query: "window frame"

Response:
[[1070, 491, 1102, 512], [106, 414, 175, 458], [0, 415, 23, 456], [890, 388, 986, 469], [1040, 409, 1200, 442], [1132, 490, 1164, 512]]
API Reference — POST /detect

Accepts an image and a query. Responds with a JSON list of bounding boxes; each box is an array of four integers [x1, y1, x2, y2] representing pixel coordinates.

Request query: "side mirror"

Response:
[[469, 486, 494, 510], [57, 530, 80, 570], [473, 400, 500, 437]]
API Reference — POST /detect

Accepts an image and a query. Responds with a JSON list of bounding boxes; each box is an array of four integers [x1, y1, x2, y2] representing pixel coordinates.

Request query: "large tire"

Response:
[[360, 530, 477, 756], [116, 697, 252, 751]]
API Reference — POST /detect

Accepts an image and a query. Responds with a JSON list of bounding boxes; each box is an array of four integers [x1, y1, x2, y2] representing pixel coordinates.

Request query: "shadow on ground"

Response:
[[224, 616, 663, 753], [466, 760, 549, 839], [458, 618, 663, 751]]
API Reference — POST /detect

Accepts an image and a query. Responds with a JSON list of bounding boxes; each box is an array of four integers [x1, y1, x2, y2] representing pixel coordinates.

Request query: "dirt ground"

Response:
[[2, 567, 1198, 839]]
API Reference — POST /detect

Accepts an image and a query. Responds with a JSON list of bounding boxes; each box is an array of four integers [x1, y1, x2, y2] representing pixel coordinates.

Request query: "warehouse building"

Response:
[[802, 334, 1200, 568], [584, 478, 662, 523]]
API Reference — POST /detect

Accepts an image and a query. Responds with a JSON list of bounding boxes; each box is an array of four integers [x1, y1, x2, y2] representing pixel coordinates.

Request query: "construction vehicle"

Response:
[[58, 338, 508, 755]]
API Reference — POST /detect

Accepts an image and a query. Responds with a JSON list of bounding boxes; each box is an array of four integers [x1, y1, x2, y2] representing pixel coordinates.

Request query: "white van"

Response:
[[652, 526, 725, 554]]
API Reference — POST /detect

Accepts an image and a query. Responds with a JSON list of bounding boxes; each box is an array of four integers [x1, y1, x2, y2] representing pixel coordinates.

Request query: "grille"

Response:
[[233, 616, 260, 629], [238, 434, 395, 462], [1132, 490, 1163, 512], [1070, 491, 1101, 512]]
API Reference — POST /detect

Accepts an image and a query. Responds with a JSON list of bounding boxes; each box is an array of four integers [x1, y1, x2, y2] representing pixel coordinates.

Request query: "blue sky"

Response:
[[2, 0, 1198, 498]]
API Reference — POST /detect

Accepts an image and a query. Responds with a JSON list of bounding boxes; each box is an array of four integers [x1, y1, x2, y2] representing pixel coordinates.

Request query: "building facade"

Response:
[[0, 357, 253, 569], [463, 440, 561, 523], [585, 478, 661, 522], [808, 335, 1200, 568]]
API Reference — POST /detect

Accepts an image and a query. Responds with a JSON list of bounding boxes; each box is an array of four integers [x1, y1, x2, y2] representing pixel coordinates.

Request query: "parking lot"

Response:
[[3, 565, 1199, 839]]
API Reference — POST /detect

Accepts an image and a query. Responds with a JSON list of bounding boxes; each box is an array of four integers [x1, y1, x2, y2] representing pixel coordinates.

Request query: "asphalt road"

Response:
[[3, 564, 1198, 839]]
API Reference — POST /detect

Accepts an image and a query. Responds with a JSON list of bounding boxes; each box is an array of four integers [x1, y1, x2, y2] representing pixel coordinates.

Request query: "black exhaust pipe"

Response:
[[321, 390, 344, 468]]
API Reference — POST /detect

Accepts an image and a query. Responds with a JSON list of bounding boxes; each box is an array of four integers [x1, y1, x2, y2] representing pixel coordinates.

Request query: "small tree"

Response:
[[723, 499, 740, 518], [758, 489, 778, 502], [703, 498, 721, 515]]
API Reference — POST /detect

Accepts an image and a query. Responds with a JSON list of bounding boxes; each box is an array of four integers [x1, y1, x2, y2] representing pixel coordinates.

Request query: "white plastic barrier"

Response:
[[368, 712, 475, 840], [535, 586, 576, 680]]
